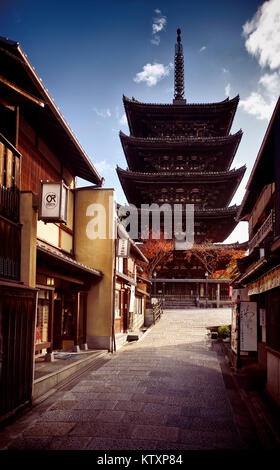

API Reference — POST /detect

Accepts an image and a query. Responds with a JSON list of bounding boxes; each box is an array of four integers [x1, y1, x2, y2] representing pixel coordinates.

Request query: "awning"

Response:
[[136, 287, 150, 296], [37, 241, 103, 279], [116, 270, 137, 286]]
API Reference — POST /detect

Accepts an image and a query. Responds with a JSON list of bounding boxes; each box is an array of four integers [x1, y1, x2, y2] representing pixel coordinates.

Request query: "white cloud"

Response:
[[222, 67, 229, 73], [151, 10, 167, 45], [259, 71, 280, 94], [119, 113, 128, 126], [199, 46, 206, 52], [114, 107, 128, 126], [151, 35, 161, 46], [93, 108, 111, 118], [240, 0, 280, 120], [240, 70, 280, 119], [223, 221, 248, 244], [152, 16, 166, 34], [243, 0, 280, 70], [225, 83, 231, 97], [93, 160, 114, 173], [240, 86, 279, 120], [133, 62, 173, 87]]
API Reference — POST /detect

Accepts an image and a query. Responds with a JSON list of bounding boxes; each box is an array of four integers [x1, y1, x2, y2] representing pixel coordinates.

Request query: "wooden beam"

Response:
[[0, 75, 45, 107], [37, 266, 85, 285]]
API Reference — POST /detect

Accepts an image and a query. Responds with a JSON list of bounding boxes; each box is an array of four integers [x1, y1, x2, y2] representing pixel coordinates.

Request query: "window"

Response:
[[116, 257, 123, 273], [135, 296, 142, 315], [36, 289, 50, 344]]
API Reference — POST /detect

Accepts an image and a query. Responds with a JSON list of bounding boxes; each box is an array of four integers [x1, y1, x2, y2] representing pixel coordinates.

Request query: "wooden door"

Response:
[[123, 289, 130, 332]]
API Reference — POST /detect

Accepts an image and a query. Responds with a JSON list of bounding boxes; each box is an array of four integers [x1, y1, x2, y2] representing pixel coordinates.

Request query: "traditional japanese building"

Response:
[[117, 29, 245, 307], [232, 97, 280, 405]]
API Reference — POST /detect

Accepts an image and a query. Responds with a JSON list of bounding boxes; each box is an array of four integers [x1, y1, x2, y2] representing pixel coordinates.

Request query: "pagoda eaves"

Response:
[[117, 165, 246, 209], [123, 94, 240, 138], [120, 130, 243, 173]]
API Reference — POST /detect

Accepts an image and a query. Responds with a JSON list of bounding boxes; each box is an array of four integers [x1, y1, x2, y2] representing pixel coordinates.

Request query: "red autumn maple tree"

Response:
[[139, 232, 174, 278], [185, 240, 246, 278]]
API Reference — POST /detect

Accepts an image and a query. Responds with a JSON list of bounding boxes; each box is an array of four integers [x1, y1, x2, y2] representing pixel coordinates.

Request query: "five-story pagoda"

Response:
[[117, 29, 245, 307]]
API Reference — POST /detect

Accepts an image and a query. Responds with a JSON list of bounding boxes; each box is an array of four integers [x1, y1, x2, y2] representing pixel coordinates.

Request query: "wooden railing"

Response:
[[152, 298, 163, 324], [249, 210, 274, 254], [0, 184, 20, 222]]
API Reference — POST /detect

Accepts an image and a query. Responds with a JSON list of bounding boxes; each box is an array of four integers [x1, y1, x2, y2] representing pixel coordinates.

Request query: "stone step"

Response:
[[33, 350, 108, 403]]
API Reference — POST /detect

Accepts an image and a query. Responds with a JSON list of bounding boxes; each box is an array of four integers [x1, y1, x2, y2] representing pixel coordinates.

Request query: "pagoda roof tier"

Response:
[[123, 95, 239, 138], [119, 130, 242, 172], [118, 204, 240, 244], [195, 206, 240, 241], [177, 205, 240, 243], [117, 166, 246, 209]]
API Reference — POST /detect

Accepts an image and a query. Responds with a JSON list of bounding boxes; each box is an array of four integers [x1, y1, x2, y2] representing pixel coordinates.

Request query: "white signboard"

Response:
[[117, 239, 130, 257], [240, 301, 257, 352], [129, 285, 135, 312], [231, 306, 238, 354], [39, 181, 68, 223]]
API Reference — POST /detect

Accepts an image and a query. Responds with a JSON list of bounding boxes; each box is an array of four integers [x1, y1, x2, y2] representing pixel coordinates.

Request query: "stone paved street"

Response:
[[1, 308, 260, 451]]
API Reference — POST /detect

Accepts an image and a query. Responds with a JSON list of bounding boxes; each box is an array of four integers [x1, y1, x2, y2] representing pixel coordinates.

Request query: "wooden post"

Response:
[[82, 293, 87, 345], [47, 290, 54, 353], [74, 292, 80, 348], [196, 282, 199, 306], [216, 283, 220, 308]]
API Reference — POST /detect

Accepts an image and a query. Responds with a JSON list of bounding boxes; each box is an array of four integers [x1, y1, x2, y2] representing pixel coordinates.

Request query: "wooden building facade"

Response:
[[0, 36, 103, 420], [234, 97, 280, 406], [114, 224, 149, 348]]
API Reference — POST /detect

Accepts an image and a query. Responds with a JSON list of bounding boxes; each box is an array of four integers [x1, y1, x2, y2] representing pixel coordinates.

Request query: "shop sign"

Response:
[[39, 181, 68, 223], [117, 239, 130, 257], [129, 285, 135, 312], [231, 305, 238, 354], [240, 301, 257, 352]]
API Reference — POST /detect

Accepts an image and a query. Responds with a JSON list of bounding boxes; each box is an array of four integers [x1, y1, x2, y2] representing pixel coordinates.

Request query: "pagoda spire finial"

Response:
[[173, 28, 186, 104]]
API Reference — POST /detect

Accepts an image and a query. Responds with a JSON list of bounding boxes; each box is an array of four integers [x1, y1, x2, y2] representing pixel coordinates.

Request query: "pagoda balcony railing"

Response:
[[154, 293, 231, 301], [248, 210, 274, 254]]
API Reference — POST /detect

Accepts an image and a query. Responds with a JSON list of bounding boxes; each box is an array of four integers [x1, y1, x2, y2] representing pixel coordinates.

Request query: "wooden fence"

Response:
[[152, 298, 163, 324]]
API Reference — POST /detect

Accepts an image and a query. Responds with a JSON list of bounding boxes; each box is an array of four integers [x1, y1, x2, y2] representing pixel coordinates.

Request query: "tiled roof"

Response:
[[37, 241, 103, 277]]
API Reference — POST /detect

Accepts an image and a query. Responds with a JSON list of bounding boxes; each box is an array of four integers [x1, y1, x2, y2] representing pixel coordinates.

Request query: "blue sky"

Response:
[[1, 0, 279, 243]]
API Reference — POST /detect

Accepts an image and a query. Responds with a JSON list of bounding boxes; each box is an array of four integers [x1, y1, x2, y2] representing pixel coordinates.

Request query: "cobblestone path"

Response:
[[1, 308, 252, 451]]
